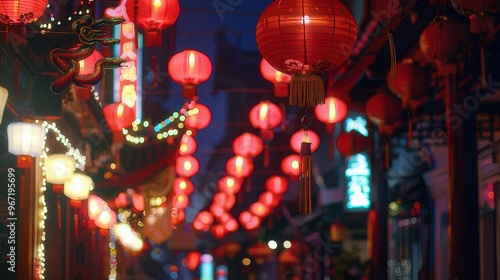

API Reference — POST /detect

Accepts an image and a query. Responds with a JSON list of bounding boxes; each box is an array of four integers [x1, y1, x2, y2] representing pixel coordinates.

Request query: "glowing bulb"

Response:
[[259, 103, 269, 123], [188, 51, 196, 76]]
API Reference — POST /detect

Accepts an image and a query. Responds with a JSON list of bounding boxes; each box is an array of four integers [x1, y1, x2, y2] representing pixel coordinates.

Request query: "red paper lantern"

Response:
[[197, 211, 214, 225], [132, 193, 145, 211], [281, 154, 300, 177], [265, 175, 289, 195], [173, 177, 195, 196], [239, 211, 253, 225], [185, 252, 202, 270], [249, 101, 283, 131], [210, 204, 225, 218], [387, 61, 429, 109], [185, 103, 212, 131], [256, 0, 358, 107], [224, 218, 239, 232], [103, 102, 135, 133], [226, 155, 253, 178], [290, 129, 320, 153], [217, 176, 242, 195], [136, 0, 180, 46], [172, 193, 189, 209], [452, 0, 499, 33], [314, 97, 348, 131], [171, 208, 185, 225], [242, 215, 261, 230], [79, 50, 103, 76], [365, 90, 403, 135], [249, 201, 269, 217], [168, 50, 213, 99], [0, 0, 48, 23], [179, 134, 197, 156], [213, 192, 236, 210], [211, 224, 227, 239], [259, 191, 280, 208], [336, 130, 368, 157], [232, 132, 264, 159], [175, 155, 200, 177], [419, 18, 469, 62], [260, 58, 292, 98]]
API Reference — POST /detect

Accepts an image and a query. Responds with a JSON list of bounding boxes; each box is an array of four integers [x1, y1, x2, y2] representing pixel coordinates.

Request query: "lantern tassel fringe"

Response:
[[387, 28, 397, 80], [299, 141, 312, 214], [289, 73, 325, 108]]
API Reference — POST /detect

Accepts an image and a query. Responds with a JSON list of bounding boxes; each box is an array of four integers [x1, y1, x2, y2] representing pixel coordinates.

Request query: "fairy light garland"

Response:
[[32, 120, 87, 279], [109, 228, 118, 280], [122, 99, 197, 145], [41, 121, 86, 171]]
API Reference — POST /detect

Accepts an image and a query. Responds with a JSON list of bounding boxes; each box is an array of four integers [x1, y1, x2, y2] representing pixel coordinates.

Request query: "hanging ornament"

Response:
[[249, 101, 283, 166], [136, 0, 180, 46], [298, 116, 313, 214], [168, 49, 213, 99], [451, 0, 499, 34], [256, 0, 358, 107]]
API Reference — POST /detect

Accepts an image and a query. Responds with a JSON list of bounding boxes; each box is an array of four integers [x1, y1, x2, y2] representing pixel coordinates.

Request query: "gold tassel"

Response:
[[289, 72, 325, 108], [387, 28, 397, 80], [299, 136, 312, 214]]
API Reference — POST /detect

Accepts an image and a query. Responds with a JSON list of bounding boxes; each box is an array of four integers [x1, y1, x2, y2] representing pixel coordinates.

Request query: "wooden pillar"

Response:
[[369, 127, 388, 280], [17, 161, 37, 280], [441, 62, 480, 279]]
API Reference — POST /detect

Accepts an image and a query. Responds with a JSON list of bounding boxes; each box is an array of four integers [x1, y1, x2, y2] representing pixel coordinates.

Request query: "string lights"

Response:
[[33, 120, 87, 279], [109, 228, 118, 280], [38, 1, 95, 31], [122, 99, 197, 145]]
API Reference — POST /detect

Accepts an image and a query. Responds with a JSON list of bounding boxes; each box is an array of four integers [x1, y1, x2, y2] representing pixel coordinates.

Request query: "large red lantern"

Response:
[[314, 97, 348, 132], [249, 101, 283, 131], [218, 176, 242, 195], [419, 18, 469, 62], [387, 61, 429, 109], [168, 50, 213, 99], [232, 132, 263, 159], [179, 134, 197, 156], [79, 50, 103, 76], [103, 102, 135, 133], [290, 129, 320, 154], [256, 0, 358, 107], [0, 0, 48, 23], [175, 155, 200, 178], [136, 0, 180, 46], [265, 175, 289, 195], [260, 58, 292, 98], [185, 102, 212, 131], [452, 0, 499, 33], [365, 90, 403, 135], [336, 130, 368, 157], [281, 154, 300, 177], [173, 177, 195, 196], [226, 155, 253, 178]]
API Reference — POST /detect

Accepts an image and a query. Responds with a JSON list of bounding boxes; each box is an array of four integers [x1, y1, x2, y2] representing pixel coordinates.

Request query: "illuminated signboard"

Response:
[[106, 0, 142, 120], [344, 116, 371, 210], [216, 265, 228, 280], [200, 254, 214, 280]]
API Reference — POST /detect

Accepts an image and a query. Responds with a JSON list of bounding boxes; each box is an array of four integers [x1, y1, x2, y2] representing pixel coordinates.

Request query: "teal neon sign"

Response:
[[344, 116, 371, 210]]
